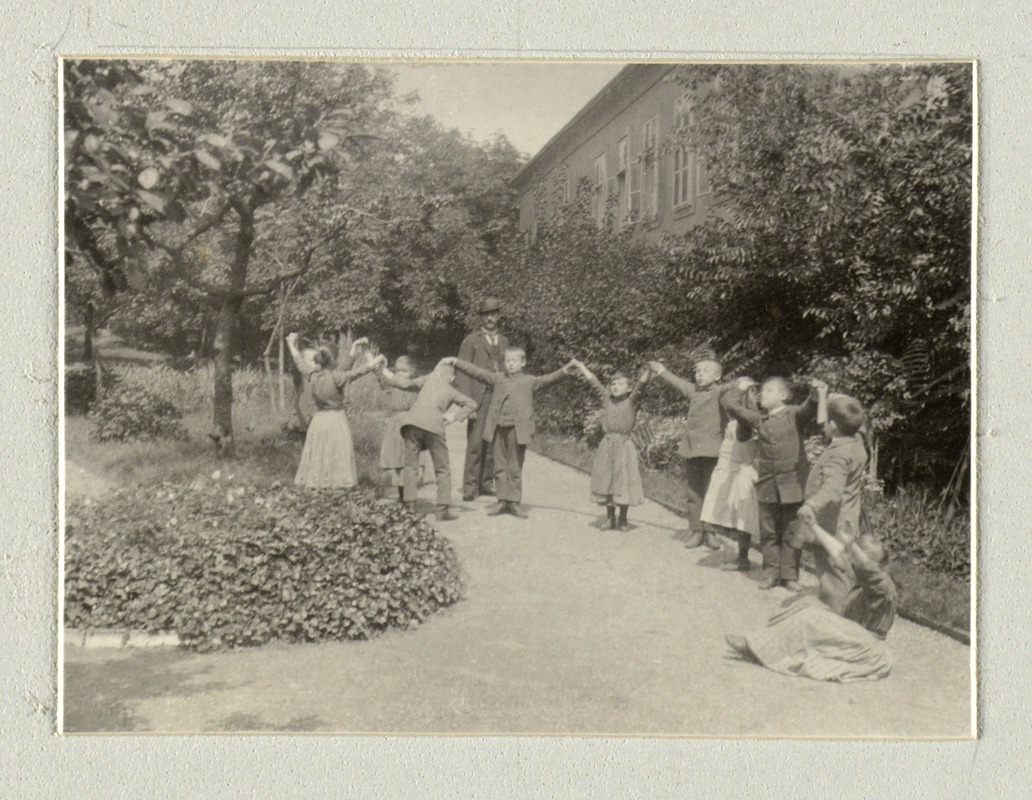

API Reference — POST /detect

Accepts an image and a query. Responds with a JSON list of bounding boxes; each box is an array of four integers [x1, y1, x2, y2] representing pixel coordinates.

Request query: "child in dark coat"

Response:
[[444, 348, 577, 518], [723, 376, 826, 590], [648, 357, 731, 549]]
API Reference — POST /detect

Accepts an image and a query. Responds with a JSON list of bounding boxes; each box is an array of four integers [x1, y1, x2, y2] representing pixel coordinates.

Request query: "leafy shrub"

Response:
[[64, 480, 464, 650], [864, 487, 970, 578], [89, 383, 187, 442], [65, 363, 100, 415]]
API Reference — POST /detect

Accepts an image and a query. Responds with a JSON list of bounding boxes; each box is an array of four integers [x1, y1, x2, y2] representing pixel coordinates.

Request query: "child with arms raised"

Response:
[[570, 360, 651, 530], [723, 375, 826, 590], [377, 355, 434, 501], [648, 356, 730, 550], [443, 348, 577, 518], [701, 380, 761, 571]]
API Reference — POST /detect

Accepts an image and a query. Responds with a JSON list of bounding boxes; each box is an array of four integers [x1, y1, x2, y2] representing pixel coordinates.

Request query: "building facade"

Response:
[[512, 64, 718, 243]]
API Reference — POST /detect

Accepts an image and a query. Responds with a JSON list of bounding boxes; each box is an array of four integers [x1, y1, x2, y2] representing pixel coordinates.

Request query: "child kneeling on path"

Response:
[[648, 357, 731, 550], [570, 360, 650, 530], [392, 362, 477, 521], [724, 375, 825, 591], [443, 349, 577, 518]]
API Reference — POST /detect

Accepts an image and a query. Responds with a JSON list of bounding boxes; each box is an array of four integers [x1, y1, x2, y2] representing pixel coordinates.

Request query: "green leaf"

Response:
[[195, 150, 221, 171], [137, 167, 160, 189], [317, 132, 340, 151], [136, 189, 168, 214], [263, 159, 294, 180], [165, 99, 194, 116]]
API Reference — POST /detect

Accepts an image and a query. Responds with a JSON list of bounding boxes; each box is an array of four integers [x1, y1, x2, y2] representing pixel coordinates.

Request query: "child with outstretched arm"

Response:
[[387, 362, 477, 522], [702, 380, 761, 571], [723, 375, 826, 591], [570, 360, 651, 530], [442, 348, 577, 518], [648, 357, 731, 550]]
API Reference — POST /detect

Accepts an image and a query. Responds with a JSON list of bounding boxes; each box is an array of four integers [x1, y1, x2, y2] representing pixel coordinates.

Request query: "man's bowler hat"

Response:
[[478, 297, 503, 314]]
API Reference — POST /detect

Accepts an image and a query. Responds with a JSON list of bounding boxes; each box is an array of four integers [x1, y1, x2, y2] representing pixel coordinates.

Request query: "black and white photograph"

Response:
[[60, 58, 975, 737]]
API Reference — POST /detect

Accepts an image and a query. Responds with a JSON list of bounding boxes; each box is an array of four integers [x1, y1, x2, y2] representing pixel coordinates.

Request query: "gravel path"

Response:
[[63, 425, 973, 736]]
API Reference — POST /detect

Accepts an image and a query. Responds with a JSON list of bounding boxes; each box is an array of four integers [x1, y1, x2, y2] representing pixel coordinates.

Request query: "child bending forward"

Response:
[[572, 360, 649, 530]]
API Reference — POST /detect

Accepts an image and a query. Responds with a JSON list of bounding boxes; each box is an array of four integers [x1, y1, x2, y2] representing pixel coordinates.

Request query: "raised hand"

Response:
[[648, 360, 666, 375], [736, 376, 757, 391], [349, 336, 370, 357], [810, 378, 829, 393]]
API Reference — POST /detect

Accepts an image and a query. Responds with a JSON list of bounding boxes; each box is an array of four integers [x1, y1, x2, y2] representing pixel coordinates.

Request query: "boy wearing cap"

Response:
[[456, 298, 509, 501], [648, 357, 731, 549]]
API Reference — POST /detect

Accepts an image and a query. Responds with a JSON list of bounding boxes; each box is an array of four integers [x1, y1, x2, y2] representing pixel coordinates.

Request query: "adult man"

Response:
[[456, 297, 509, 501]]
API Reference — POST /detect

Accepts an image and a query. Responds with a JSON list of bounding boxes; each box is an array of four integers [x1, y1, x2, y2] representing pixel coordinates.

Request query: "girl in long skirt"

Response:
[[701, 382, 760, 571], [287, 332, 384, 489], [571, 360, 650, 530]]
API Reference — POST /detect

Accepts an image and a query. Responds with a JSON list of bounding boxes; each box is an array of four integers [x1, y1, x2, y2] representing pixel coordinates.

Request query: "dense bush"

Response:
[[65, 363, 100, 415], [863, 487, 970, 578], [88, 383, 187, 443], [64, 480, 464, 650]]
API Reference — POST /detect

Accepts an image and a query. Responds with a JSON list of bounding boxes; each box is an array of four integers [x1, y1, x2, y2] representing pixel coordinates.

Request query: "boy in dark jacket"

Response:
[[445, 349, 576, 518], [648, 358, 731, 549], [724, 376, 825, 590]]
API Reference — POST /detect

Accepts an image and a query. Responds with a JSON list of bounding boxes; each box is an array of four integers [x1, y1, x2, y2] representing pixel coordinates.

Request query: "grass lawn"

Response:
[[530, 430, 971, 638], [64, 398, 389, 493]]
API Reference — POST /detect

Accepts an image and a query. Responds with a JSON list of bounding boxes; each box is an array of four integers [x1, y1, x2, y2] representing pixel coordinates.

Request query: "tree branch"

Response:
[[137, 199, 237, 297], [235, 244, 322, 299]]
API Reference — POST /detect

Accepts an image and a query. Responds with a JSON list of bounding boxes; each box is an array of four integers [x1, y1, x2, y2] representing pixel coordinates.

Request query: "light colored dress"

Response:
[[294, 358, 376, 489], [587, 376, 645, 507], [700, 419, 760, 536], [744, 556, 896, 683]]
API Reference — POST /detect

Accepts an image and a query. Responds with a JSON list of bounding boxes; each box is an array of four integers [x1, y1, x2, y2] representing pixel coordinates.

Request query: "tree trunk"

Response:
[[210, 203, 255, 457], [82, 302, 95, 362]]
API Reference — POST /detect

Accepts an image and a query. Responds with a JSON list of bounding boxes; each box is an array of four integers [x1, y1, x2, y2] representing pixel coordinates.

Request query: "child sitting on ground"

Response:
[[725, 524, 896, 683], [570, 360, 651, 530], [724, 375, 825, 591], [701, 381, 761, 571], [443, 348, 577, 518]]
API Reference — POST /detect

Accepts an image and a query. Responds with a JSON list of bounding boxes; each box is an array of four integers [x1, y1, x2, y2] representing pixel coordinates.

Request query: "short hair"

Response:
[[394, 355, 416, 371], [610, 371, 630, 383], [505, 346, 526, 359], [827, 394, 866, 436], [855, 534, 889, 568], [313, 346, 335, 368]]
